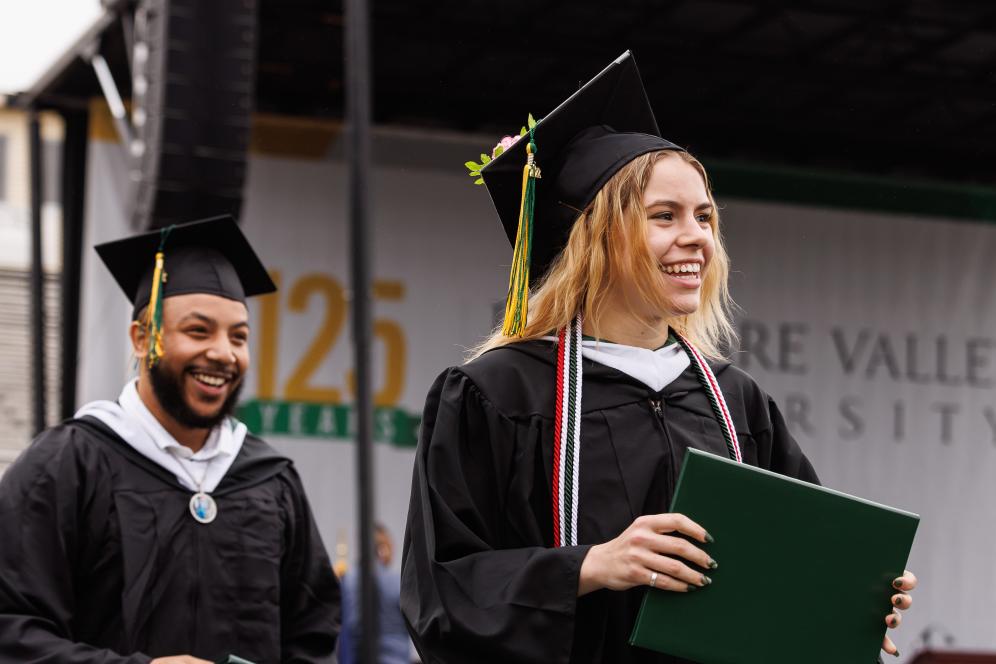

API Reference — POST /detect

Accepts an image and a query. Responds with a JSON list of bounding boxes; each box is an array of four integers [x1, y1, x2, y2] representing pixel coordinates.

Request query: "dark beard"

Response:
[[149, 360, 244, 430]]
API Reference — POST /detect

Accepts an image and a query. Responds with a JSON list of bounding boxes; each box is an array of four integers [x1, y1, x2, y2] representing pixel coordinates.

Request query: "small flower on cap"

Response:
[[493, 134, 521, 158], [465, 114, 537, 185]]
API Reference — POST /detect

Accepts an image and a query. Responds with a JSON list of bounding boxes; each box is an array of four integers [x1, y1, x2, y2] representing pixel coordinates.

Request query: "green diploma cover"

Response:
[[629, 448, 919, 663]]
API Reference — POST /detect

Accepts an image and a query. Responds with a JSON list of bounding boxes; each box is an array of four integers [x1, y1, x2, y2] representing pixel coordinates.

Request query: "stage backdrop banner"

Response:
[[78, 124, 996, 657]]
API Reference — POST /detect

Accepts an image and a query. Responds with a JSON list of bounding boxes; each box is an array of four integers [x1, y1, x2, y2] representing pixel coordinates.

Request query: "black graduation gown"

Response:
[[0, 417, 339, 663], [401, 340, 819, 664]]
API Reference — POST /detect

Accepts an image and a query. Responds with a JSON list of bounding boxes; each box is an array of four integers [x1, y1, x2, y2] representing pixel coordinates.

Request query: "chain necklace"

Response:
[[173, 453, 219, 525]]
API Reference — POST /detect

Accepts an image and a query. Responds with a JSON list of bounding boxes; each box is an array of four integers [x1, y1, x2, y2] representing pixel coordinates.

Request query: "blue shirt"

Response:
[[339, 563, 409, 664]]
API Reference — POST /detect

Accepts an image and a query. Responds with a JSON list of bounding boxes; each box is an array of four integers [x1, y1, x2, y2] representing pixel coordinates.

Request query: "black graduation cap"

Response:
[[94, 214, 277, 320], [481, 51, 684, 281]]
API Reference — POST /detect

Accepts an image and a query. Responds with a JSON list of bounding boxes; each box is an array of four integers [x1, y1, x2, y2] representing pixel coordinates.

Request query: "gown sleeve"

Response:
[[277, 467, 341, 663], [0, 426, 152, 664], [754, 396, 820, 484], [401, 368, 591, 664]]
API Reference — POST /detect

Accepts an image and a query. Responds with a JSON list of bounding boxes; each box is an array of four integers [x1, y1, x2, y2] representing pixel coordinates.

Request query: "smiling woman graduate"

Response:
[[400, 52, 917, 664], [0, 216, 339, 663]]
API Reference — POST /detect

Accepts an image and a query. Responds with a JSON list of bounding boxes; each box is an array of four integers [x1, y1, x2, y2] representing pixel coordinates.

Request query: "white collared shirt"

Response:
[[75, 379, 247, 492], [543, 336, 690, 392]]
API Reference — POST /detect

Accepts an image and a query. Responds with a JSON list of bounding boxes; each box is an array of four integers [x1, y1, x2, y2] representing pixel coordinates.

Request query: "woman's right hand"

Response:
[[578, 513, 716, 596]]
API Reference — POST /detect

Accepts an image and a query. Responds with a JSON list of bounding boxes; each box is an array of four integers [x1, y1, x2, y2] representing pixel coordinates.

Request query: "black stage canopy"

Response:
[[11, 0, 996, 187]]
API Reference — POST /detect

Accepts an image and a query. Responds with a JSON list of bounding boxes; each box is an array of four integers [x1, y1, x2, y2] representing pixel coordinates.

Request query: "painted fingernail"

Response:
[[704, 531, 715, 544], [686, 584, 697, 592], [701, 574, 712, 586], [893, 650, 901, 658], [893, 579, 903, 589], [708, 559, 719, 570], [893, 596, 903, 607]]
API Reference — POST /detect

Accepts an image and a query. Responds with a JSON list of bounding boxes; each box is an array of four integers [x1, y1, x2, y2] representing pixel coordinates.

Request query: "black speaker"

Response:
[[129, 0, 256, 229]]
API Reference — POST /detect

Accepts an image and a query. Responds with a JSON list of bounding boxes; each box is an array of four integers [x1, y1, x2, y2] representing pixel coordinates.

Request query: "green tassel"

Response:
[[502, 127, 540, 337], [144, 226, 174, 368]]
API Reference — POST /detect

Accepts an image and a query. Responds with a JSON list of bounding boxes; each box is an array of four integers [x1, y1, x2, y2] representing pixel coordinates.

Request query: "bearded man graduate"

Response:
[[0, 216, 340, 663]]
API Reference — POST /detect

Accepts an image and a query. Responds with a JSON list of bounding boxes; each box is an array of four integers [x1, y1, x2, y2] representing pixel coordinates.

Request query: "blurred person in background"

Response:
[[340, 523, 410, 664], [0, 216, 339, 663]]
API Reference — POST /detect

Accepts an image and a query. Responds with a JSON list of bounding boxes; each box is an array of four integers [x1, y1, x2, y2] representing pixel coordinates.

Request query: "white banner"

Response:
[[79, 129, 996, 657], [724, 201, 996, 654]]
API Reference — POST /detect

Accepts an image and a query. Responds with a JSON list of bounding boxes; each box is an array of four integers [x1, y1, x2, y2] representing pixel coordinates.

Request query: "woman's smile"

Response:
[[659, 260, 704, 288]]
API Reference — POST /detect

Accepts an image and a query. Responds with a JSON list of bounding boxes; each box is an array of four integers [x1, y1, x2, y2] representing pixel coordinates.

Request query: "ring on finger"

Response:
[[649, 571, 659, 588]]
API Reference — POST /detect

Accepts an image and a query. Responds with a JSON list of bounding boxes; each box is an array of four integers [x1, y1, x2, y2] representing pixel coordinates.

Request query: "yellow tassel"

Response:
[[502, 139, 539, 337], [144, 251, 167, 368]]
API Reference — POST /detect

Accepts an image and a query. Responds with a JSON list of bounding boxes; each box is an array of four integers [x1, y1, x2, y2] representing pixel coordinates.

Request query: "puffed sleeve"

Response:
[[401, 368, 591, 664], [755, 396, 820, 484]]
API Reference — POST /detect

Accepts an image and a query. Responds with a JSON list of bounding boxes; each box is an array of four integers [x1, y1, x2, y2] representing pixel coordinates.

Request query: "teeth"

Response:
[[193, 373, 226, 387], [662, 263, 701, 274]]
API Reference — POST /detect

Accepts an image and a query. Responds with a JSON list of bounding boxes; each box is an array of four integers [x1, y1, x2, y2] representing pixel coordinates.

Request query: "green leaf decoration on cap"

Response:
[[465, 115, 536, 184]]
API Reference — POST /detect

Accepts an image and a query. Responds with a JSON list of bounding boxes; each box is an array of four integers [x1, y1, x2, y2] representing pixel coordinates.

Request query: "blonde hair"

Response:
[[471, 149, 737, 360]]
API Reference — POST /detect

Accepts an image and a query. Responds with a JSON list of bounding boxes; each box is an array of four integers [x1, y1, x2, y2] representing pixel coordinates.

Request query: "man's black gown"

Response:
[[0, 417, 339, 663], [401, 340, 818, 664]]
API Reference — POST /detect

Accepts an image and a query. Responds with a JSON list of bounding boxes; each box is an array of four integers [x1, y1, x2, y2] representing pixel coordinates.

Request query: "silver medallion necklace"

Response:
[[174, 455, 218, 524]]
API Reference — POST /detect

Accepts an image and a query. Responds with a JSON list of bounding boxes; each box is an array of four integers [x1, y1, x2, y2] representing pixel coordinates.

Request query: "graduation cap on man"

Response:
[[474, 50, 685, 336], [94, 215, 277, 367]]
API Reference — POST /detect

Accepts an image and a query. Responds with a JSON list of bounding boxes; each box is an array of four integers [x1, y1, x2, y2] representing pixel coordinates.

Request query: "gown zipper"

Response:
[[650, 399, 663, 418], [649, 397, 681, 502]]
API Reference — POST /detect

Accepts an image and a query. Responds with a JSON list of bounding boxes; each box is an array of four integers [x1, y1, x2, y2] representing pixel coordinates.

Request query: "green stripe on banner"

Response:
[[706, 159, 996, 223], [237, 400, 421, 448]]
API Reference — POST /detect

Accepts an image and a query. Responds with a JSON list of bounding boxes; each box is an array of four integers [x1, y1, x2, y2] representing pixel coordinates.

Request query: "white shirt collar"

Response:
[[75, 379, 247, 492], [580, 338, 690, 392], [118, 380, 237, 461], [542, 336, 691, 393]]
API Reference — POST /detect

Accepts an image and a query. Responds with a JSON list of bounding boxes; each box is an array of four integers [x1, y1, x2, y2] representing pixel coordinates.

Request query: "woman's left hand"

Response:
[[882, 569, 917, 657]]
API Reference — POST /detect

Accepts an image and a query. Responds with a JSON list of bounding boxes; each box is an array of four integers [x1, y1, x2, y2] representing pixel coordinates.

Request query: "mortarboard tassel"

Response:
[[144, 226, 174, 368], [502, 128, 541, 337]]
